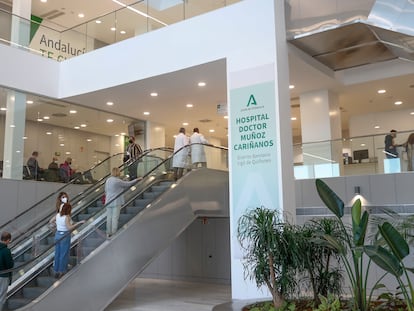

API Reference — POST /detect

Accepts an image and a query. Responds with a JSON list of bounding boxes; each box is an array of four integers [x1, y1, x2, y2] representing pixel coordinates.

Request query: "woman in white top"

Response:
[[50, 203, 83, 278]]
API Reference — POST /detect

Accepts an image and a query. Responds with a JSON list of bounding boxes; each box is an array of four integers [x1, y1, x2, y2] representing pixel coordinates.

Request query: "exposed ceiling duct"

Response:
[[288, 0, 414, 71]]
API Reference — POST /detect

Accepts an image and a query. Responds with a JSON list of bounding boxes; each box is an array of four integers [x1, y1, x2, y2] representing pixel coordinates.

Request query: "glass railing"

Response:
[[9, 148, 174, 261], [0, 0, 240, 61], [4, 144, 227, 305], [285, 0, 374, 39], [294, 130, 414, 180], [0, 152, 126, 249]]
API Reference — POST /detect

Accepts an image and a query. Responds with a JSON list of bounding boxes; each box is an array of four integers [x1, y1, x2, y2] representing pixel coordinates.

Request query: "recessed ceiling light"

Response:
[[23, 136, 28, 140], [289, 85, 295, 89], [74, 126, 80, 129], [69, 110, 77, 114], [37, 118, 43, 122], [411, 112, 414, 115], [394, 101, 403, 105], [10, 124, 15, 128], [186, 104, 193, 108], [120, 30, 126, 34], [46, 132, 52, 135], [40, 0, 47, 2], [106, 101, 114, 106], [377, 89, 386, 94], [78, 13, 84, 18], [120, 132, 126, 135], [361, 143, 366, 147], [143, 112, 150, 115], [374, 125, 380, 129], [150, 92, 158, 97], [115, 134, 119, 137], [43, 116, 50, 119], [26, 100, 33, 104], [209, 129, 215, 133], [198, 82, 206, 87], [115, 144, 120, 147], [60, 143, 64, 146], [65, 151, 71, 155], [96, 20, 102, 24], [224, 116, 228, 119], [86, 138, 92, 142], [291, 117, 297, 121], [106, 119, 114, 123], [182, 122, 188, 126], [0, 107, 7, 111], [110, 27, 116, 31], [80, 124, 87, 127]]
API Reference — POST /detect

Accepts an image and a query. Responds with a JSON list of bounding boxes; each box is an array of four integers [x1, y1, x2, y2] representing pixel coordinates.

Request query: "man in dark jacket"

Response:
[[0, 232, 13, 310]]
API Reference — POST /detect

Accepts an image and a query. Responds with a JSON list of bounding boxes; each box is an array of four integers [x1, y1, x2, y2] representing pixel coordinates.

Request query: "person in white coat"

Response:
[[105, 167, 139, 237], [172, 127, 189, 180], [190, 128, 209, 168]]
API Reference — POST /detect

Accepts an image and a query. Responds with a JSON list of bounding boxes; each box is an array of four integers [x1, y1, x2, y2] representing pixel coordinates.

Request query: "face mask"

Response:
[[129, 140, 133, 143], [61, 197, 68, 203]]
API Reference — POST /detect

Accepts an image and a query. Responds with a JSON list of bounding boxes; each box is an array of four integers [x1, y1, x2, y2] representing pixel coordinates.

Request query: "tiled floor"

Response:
[[105, 278, 232, 311]]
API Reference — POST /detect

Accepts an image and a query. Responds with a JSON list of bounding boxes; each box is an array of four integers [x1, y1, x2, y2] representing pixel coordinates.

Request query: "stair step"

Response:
[[134, 199, 152, 207], [7, 297, 31, 310], [37, 276, 56, 288], [87, 207, 101, 214], [81, 237, 103, 248], [125, 205, 144, 215], [22, 286, 47, 299], [143, 191, 161, 199], [151, 185, 169, 192], [77, 214, 90, 221]]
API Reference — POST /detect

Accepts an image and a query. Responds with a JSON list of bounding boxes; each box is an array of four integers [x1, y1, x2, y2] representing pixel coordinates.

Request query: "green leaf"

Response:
[[354, 211, 369, 246], [322, 234, 345, 255], [352, 199, 362, 232], [315, 179, 344, 218], [364, 245, 403, 277], [379, 222, 409, 261]]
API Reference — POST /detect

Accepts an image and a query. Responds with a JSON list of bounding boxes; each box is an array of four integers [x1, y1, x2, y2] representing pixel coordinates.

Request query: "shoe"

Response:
[[54, 272, 61, 279]]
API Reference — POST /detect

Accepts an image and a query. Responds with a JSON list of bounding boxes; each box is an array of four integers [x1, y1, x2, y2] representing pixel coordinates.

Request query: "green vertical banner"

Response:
[[230, 80, 279, 257], [30, 15, 43, 43]]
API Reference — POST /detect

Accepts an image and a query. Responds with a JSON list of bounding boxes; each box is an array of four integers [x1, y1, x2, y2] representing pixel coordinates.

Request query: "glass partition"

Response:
[[0, 1, 241, 60], [294, 130, 414, 179]]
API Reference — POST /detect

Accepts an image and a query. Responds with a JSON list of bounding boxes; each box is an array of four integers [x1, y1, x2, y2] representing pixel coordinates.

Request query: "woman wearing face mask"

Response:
[[56, 192, 69, 213]]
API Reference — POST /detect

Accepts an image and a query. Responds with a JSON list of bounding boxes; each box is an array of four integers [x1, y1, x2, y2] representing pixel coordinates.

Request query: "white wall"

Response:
[[23, 120, 112, 172]]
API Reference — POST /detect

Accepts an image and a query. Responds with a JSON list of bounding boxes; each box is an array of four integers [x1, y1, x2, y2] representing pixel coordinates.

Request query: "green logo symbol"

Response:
[[247, 94, 257, 107]]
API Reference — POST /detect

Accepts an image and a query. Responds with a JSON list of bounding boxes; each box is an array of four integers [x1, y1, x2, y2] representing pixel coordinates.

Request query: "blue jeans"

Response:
[[54, 231, 71, 273]]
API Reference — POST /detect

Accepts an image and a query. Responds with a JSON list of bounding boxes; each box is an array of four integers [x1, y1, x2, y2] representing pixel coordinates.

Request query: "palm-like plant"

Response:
[[315, 179, 371, 311], [298, 218, 343, 304], [237, 207, 301, 308]]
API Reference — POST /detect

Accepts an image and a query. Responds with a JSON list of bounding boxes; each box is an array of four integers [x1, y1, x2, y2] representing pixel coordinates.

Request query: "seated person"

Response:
[[45, 157, 60, 182], [59, 157, 83, 183], [27, 151, 44, 180]]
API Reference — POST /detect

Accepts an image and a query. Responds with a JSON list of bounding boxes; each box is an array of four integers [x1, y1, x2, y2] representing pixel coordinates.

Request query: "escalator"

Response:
[[4, 145, 228, 311], [0, 148, 174, 306]]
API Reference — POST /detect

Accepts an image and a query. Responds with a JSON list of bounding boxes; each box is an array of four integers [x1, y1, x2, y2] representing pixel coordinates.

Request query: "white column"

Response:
[[11, 0, 31, 47], [3, 0, 31, 179], [299, 90, 342, 176], [3, 91, 26, 179]]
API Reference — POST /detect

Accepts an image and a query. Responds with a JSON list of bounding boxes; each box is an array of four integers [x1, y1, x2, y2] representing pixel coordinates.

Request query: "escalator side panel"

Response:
[[19, 169, 228, 311]]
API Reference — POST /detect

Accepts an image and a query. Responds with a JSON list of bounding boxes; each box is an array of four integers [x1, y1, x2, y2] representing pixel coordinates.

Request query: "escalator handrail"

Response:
[[0, 152, 125, 232], [5, 148, 173, 248], [2, 144, 226, 298]]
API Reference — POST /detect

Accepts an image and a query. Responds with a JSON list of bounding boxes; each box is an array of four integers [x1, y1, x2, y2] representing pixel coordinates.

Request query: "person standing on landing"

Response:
[[125, 136, 143, 180], [189, 127, 209, 168], [105, 167, 140, 237], [172, 127, 189, 181]]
